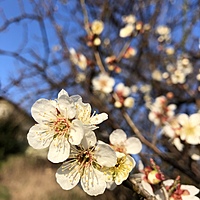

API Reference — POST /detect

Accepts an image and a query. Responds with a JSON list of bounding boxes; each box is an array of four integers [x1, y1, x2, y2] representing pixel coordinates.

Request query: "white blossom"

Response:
[[27, 89, 85, 163], [91, 20, 104, 35], [109, 129, 142, 155], [178, 113, 200, 145], [92, 73, 115, 94], [102, 152, 135, 187], [56, 136, 117, 196]]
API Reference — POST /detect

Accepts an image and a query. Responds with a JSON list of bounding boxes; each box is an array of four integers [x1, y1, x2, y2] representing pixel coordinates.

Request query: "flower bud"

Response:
[[147, 170, 162, 184]]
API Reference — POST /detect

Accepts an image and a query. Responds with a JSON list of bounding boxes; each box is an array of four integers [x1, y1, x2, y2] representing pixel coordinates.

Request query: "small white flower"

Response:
[[119, 24, 134, 38], [56, 137, 117, 196], [156, 25, 170, 35], [93, 37, 101, 46], [177, 57, 193, 75], [156, 25, 171, 42], [91, 20, 104, 35], [27, 89, 85, 163], [152, 69, 163, 81], [165, 46, 175, 55], [124, 97, 135, 108], [178, 113, 200, 145], [115, 83, 131, 97], [109, 129, 142, 155], [148, 96, 176, 126], [102, 152, 135, 186], [171, 69, 186, 84], [92, 73, 115, 94]]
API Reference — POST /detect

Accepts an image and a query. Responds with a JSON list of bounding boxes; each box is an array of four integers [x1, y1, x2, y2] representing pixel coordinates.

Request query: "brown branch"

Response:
[[122, 110, 200, 186]]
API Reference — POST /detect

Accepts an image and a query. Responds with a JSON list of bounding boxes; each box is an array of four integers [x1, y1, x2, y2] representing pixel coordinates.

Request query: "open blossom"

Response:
[[156, 179, 200, 200], [73, 96, 108, 130], [109, 129, 142, 155], [56, 135, 117, 196], [92, 73, 115, 94], [102, 151, 135, 188], [91, 20, 104, 35], [102, 129, 141, 190], [171, 69, 186, 84], [177, 113, 200, 145], [27, 89, 85, 163], [148, 96, 176, 126]]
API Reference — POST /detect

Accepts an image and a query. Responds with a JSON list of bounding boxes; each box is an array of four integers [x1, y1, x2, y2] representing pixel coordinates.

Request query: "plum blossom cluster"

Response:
[[130, 159, 200, 200], [163, 113, 200, 156], [156, 25, 171, 43], [27, 89, 142, 196], [87, 20, 104, 46], [166, 56, 193, 84], [151, 56, 193, 85], [148, 95, 200, 160], [148, 95, 177, 126]]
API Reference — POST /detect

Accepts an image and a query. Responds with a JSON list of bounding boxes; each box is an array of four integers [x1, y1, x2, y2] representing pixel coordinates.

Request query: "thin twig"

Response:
[[80, 0, 106, 73]]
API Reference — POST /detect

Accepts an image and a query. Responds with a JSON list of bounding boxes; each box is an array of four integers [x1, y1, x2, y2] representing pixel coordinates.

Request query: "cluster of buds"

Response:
[[87, 20, 104, 46]]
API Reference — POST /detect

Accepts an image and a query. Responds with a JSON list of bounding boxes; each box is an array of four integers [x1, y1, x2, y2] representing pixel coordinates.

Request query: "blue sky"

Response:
[[0, 0, 73, 99], [0, 0, 20, 89]]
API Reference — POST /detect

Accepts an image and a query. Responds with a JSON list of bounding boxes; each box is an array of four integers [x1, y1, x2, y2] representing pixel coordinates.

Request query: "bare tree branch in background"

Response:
[[0, 0, 200, 199]]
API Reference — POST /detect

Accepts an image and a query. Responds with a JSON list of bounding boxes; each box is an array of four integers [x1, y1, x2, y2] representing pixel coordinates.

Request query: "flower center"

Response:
[[54, 117, 70, 136], [78, 149, 94, 168], [112, 144, 126, 154], [184, 125, 195, 136]]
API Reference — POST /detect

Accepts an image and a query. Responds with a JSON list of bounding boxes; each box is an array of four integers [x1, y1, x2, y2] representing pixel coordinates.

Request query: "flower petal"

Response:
[[181, 185, 200, 196], [75, 101, 91, 123], [189, 114, 200, 127], [56, 164, 80, 190], [57, 98, 76, 119], [94, 142, 117, 167], [58, 89, 69, 99], [81, 167, 106, 196], [68, 119, 84, 145], [27, 124, 54, 149], [178, 114, 189, 126], [48, 136, 70, 163], [182, 197, 200, 200], [109, 129, 127, 145], [81, 130, 97, 149], [163, 179, 174, 186], [141, 180, 154, 196], [90, 113, 108, 125], [125, 137, 142, 154], [31, 99, 57, 123]]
